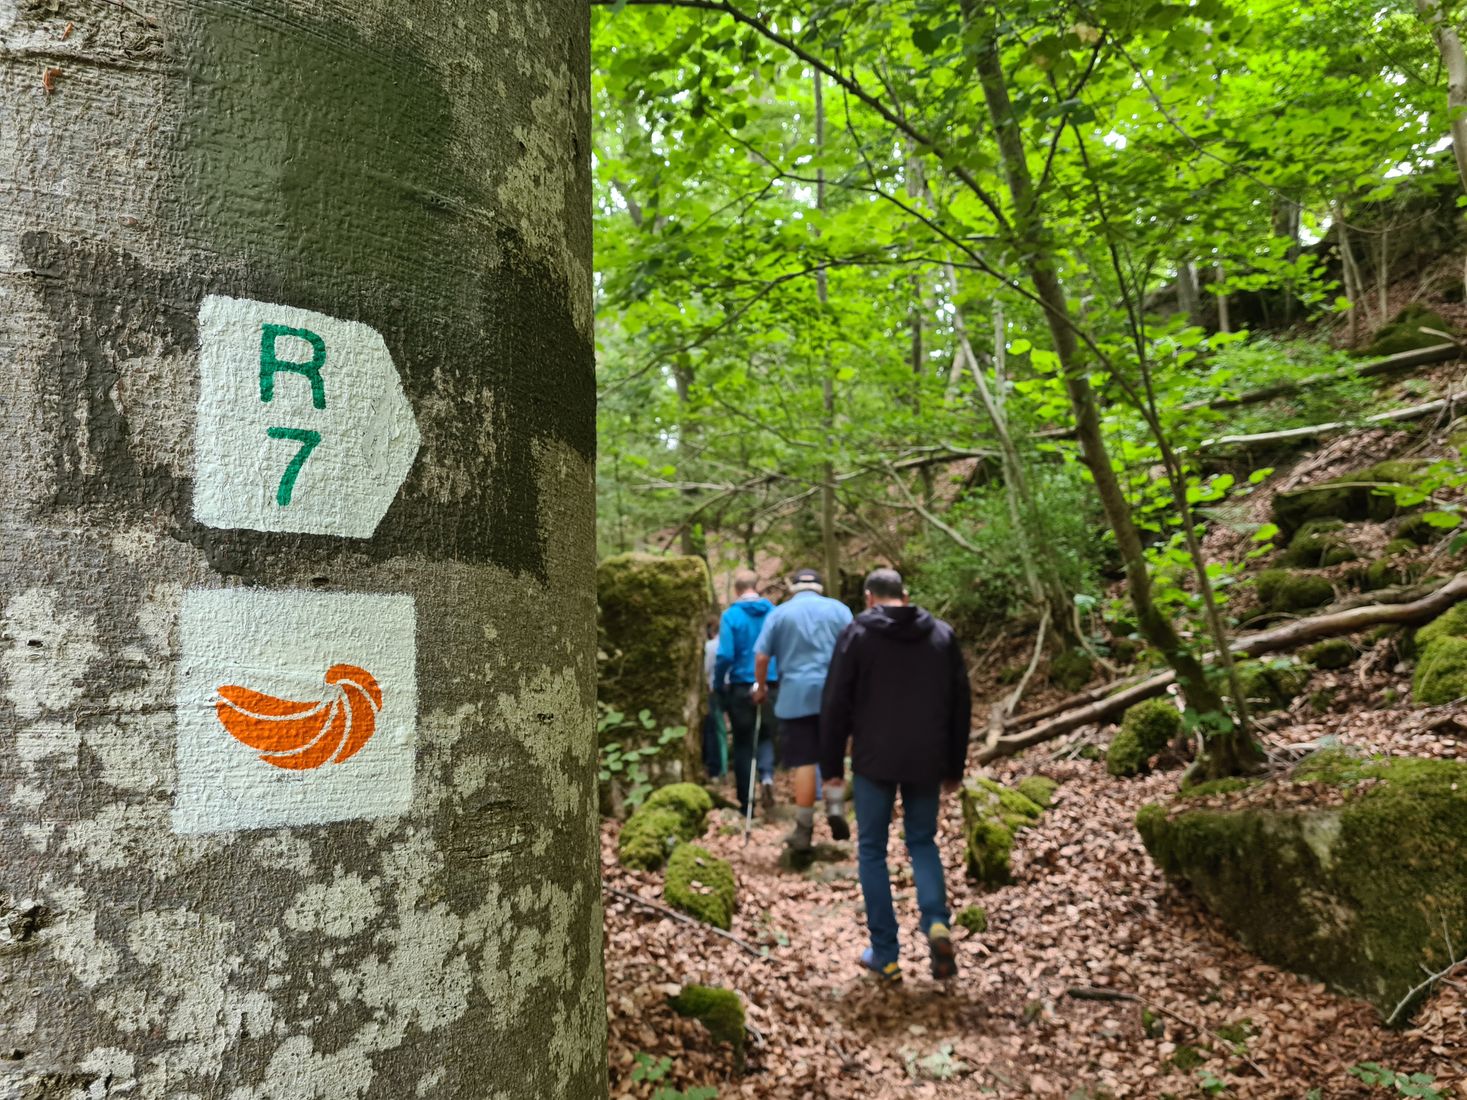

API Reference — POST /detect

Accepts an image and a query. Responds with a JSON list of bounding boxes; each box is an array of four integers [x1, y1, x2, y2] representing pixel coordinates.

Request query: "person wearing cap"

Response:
[[751, 567, 854, 853], [820, 567, 971, 985]]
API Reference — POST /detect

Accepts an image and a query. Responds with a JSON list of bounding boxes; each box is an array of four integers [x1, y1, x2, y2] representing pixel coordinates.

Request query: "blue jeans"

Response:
[[853, 774, 949, 966], [724, 686, 776, 813]]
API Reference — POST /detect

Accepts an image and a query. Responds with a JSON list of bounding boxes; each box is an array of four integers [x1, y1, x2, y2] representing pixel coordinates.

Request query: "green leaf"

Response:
[[1422, 510, 1462, 529], [1252, 523, 1280, 542]]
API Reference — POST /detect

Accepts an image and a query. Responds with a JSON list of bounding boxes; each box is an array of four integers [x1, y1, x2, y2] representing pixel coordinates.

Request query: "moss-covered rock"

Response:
[[955, 904, 988, 934], [1282, 521, 1358, 568], [617, 807, 692, 871], [1255, 569, 1335, 613], [1231, 659, 1310, 712], [1106, 698, 1182, 778], [1413, 635, 1467, 704], [1361, 304, 1453, 358], [1414, 602, 1467, 649], [1272, 461, 1424, 536], [1137, 753, 1467, 1021], [664, 844, 737, 929], [1364, 546, 1427, 592], [962, 778, 1043, 886], [642, 782, 714, 835], [1016, 775, 1060, 809], [1304, 638, 1356, 671], [1050, 648, 1094, 692], [669, 984, 745, 1052], [598, 553, 711, 789], [1396, 513, 1452, 546]]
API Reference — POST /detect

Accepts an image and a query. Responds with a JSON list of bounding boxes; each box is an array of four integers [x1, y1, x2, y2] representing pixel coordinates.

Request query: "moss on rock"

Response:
[[955, 905, 988, 934], [1361, 304, 1453, 357], [597, 552, 711, 785], [1413, 635, 1467, 704], [1271, 460, 1424, 536], [664, 844, 737, 929], [1282, 521, 1358, 568], [1304, 638, 1356, 671], [1396, 513, 1452, 546], [669, 984, 745, 1051], [1415, 602, 1467, 649], [1256, 569, 1335, 613], [1050, 648, 1094, 692], [617, 807, 691, 871], [1232, 659, 1310, 712], [962, 779, 1043, 886], [1137, 753, 1467, 1021], [1016, 775, 1060, 809], [1107, 698, 1182, 778], [642, 782, 714, 835]]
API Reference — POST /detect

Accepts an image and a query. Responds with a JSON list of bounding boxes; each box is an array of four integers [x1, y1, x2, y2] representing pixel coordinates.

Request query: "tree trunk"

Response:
[[1, 5, 605, 1098], [813, 65, 841, 591], [966, 12, 1227, 723], [1418, 0, 1467, 197]]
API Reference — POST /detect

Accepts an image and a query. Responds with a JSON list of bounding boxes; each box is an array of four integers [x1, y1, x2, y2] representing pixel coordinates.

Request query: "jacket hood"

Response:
[[728, 597, 774, 620], [858, 604, 936, 641]]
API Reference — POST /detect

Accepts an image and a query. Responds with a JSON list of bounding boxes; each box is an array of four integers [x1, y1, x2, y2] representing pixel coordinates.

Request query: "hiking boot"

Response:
[[826, 807, 851, 842], [859, 947, 903, 985], [760, 781, 775, 814], [928, 923, 958, 980], [784, 817, 814, 853]]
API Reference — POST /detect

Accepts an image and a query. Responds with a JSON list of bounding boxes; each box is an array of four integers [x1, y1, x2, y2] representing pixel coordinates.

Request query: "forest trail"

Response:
[[604, 714, 1465, 1099]]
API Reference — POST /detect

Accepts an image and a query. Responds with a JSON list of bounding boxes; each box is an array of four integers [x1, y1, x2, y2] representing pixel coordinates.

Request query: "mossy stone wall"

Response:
[[598, 552, 711, 781]]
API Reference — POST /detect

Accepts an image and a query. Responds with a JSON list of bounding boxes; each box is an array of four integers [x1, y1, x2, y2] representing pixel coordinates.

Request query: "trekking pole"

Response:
[[743, 703, 760, 847]]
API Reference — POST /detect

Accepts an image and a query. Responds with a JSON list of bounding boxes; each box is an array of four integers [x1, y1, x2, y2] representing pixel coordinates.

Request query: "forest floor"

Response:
[[603, 703, 1466, 1099]]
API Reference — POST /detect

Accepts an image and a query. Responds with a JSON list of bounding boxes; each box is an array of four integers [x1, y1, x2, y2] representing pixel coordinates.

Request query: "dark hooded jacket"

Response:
[[819, 604, 971, 786]]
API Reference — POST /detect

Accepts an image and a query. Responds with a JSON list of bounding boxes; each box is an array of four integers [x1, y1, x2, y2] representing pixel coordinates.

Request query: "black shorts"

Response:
[[779, 714, 821, 768]]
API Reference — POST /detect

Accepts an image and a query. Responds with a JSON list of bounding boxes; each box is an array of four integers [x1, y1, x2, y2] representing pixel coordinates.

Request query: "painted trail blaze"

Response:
[[215, 663, 383, 769]]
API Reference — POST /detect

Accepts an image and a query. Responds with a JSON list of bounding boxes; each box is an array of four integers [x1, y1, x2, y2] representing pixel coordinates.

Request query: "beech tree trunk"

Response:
[[1418, 0, 1467, 198], [1, 4, 604, 1098]]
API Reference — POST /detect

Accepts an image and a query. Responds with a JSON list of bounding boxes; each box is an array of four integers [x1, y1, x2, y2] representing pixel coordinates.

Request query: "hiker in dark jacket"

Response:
[[715, 570, 779, 816], [820, 568, 971, 984]]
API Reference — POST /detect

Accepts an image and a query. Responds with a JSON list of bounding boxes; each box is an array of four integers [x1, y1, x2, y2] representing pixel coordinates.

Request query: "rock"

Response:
[[1282, 521, 1358, 568], [1016, 775, 1060, 808], [1136, 752, 1467, 1022], [1271, 460, 1424, 536], [1231, 659, 1309, 712], [1396, 513, 1452, 546], [1304, 638, 1356, 671], [617, 806, 693, 871], [955, 904, 988, 934], [669, 984, 745, 1060], [1363, 546, 1427, 592], [1414, 602, 1467, 649], [1413, 635, 1467, 705], [642, 782, 714, 835], [962, 778, 1044, 886], [1361, 304, 1454, 357], [1049, 648, 1094, 692], [1107, 698, 1182, 778], [664, 844, 736, 929], [597, 552, 711, 798], [1255, 569, 1335, 613]]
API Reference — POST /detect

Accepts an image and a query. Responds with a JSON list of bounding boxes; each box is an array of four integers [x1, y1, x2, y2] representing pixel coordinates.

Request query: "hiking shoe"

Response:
[[859, 947, 903, 985], [928, 923, 958, 980], [760, 781, 775, 814], [784, 817, 814, 853], [826, 807, 850, 842]]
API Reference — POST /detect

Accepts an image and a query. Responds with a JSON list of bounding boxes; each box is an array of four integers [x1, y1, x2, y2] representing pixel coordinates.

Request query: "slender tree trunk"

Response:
[[1, 5, 605, 1097], [1418, 0, 1467, 198], [965, 10, 1227, 723], [1176, 260, 1202, 328], [1214, 264, 1232, 333], [1336, 208, 1366, 343], [813, 66, 840, 591]]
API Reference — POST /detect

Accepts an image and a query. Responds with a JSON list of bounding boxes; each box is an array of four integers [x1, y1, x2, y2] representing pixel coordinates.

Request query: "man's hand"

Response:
[[750, 682, 768, 705]]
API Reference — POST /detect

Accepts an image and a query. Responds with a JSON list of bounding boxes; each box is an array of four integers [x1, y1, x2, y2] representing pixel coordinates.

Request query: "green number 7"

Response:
[[265, 427, 322, 506]]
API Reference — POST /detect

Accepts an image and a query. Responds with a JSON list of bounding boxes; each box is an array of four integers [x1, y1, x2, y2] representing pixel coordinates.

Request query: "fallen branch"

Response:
[[979, 573, 1467, 763], [1064, 987, 1270, 1079], [604, 884, 766, 958], [1003, 605, 1050, 719], [1178, 343, 1459, 414], [1196, 391, 1467, 451], [1385, 918, 1465, 1027]]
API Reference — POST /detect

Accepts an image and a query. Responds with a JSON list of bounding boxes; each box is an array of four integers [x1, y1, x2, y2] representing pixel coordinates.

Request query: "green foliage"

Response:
[[664, 844, 737, 929], [1349, 1063, 1444, 1099], [955, 905, 988, 935], [600, 705, 689, 812], [630, 1053, 720, 1100]]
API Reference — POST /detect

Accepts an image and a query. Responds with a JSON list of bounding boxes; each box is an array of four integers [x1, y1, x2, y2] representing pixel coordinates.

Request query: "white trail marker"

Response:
[[193, 295, 420, 538]]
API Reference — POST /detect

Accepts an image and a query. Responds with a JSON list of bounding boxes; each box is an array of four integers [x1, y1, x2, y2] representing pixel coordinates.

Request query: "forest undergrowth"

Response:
[[603, 706, 1465, 1099]]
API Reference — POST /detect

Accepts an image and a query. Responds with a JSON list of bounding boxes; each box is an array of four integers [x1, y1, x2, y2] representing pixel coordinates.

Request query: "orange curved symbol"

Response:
[[214, 664, 383, 770]]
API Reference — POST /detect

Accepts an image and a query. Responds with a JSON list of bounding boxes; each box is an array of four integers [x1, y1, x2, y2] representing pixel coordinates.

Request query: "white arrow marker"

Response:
[[193, 295, 420, 539]]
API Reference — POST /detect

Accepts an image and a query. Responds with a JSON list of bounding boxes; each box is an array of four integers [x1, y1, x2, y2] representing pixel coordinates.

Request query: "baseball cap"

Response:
[[789, 568, 824, 591]]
